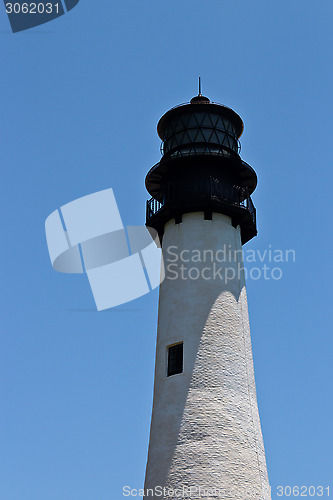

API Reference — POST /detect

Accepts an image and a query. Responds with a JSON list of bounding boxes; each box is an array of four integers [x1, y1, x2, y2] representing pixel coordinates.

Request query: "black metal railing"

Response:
[[146, 197, 163, 220], [160, 142, 240, 160], [146, 177, 256, 226], [238, 189, 256, 226]]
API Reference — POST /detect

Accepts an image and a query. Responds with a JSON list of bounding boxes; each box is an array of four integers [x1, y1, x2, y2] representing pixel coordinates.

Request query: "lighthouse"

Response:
[[143, 86, 271, 499]]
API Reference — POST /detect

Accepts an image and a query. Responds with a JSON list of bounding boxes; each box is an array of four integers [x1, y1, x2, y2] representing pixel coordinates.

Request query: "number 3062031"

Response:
[[5, 3, 60, 14], [277, 486, 330, 497]]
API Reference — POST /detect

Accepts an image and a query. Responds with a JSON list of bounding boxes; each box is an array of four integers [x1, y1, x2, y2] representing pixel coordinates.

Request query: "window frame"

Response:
[[166, 341, 184, 377]]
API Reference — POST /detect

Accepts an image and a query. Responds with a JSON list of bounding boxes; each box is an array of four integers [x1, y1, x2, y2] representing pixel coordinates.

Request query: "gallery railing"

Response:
[[146, 177, 256, 227]]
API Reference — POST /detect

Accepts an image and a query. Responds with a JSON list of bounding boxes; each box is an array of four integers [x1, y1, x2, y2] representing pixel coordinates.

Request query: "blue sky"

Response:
[[1, 1, 332, 498]]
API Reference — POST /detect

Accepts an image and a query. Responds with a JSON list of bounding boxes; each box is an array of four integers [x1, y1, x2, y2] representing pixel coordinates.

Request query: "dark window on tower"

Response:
[[167, 343, 183, 377]]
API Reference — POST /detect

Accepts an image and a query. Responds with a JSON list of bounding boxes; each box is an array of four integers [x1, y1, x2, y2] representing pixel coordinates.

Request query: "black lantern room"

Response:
[[146, 90, 257, 244]]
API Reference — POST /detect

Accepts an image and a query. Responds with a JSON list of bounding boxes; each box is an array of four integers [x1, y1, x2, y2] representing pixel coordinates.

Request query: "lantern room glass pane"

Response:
[[186, 129, 198, 141], [201, 114, 212, 127], [202, 128, 212, 141], [187, 115, 198, 127], [193, 113, 205, 126]]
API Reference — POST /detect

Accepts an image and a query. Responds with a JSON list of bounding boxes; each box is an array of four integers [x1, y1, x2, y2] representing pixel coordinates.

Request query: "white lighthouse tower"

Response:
[[144, 88, 271, 499]]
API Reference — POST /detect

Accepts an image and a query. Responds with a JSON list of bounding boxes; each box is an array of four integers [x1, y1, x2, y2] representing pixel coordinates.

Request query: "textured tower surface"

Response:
[[144, 212, 271, 499]]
